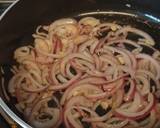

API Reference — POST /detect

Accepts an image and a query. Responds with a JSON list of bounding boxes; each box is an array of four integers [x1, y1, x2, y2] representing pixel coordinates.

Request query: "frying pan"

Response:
[[0, 0, 160, 128]]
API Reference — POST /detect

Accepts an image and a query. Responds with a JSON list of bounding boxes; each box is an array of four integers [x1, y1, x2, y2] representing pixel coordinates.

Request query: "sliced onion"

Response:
[[78, 38, 98, 52], [119, 48, 137, 69], [143, 109, 156, 128], [86, 70, 107, 77], [7, 17, 160, 128], [107, 39, 142, 49], [136, 53, 160, 80], [79, 17, 100, 27], [112, 89, 124, 108], [52, 34, 63, 54], [75, 77, 107, 85], [65, 95, 93, 109], [65, 63, 75, 79], [61, 84, 103, 105], [65, 107, 83, 128], [60, 53, 94, 76], [31, 108, 60, 128], [103, 46, 132, 68], [135, 75, 150, 96], [91, 22, 122, 36], [8, 73, 26, 94], [56, 74, 68, 83], [136, 69, 160, 90], [124, 79, 136, 102], [103, 77, 124, 93], [121, 92, 142, 112], [99, 54, 120, 65], [49, 18, 77, 31], [83, 106, 113, 122], [115, 26, 155, 46], [75, 59, 95, 71], [90, 39, 100, 54], [22, 60, 41, 74], [115, 93, 155, 120], [93, 54, 102, 70], [65, 106, 96, 128], [50, 61, 60, 85], [97, 118, 128, 128], [21, 75, 48, 92], [29, 96, 61, 128], [49, 72, 82, 90]]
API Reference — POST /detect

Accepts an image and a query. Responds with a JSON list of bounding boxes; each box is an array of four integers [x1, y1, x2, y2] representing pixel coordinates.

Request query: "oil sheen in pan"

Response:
[[73, 11, 160, 49]]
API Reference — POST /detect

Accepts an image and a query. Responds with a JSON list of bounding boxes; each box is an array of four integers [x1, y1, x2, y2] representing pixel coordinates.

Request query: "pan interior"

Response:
[[0, 11, 160, 127]]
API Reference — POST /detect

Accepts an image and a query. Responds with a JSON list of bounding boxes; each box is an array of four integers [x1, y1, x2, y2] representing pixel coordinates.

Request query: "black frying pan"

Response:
[[0, 0, 160, 128]]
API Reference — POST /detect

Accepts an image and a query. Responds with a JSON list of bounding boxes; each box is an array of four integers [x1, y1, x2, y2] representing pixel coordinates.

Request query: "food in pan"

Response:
[[7, 17, 160, 128]]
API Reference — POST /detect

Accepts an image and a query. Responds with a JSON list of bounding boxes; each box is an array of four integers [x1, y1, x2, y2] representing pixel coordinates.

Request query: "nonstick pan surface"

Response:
[[0, 0, 160, 128]]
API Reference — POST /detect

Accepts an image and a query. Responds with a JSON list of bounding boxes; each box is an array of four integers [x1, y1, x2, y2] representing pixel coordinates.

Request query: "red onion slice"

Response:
[[61, 84, 102, 105], [121, 92, 142, 112], [115, 93, 155, 120], [49, 72, 82, 90], [136, 53, 160, 80], [115, 26, 155, 46], [124, 79, 136, 102]]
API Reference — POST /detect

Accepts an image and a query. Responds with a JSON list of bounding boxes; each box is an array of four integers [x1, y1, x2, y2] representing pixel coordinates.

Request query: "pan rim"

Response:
[[0, 0, 19, 21], [0, 1, 33, 128], [0, 98, 32, 128]]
